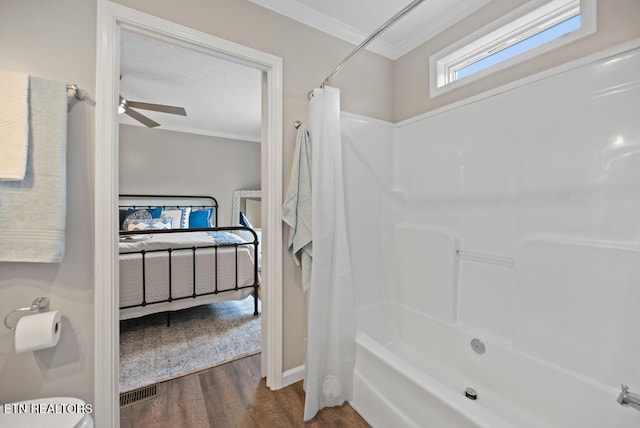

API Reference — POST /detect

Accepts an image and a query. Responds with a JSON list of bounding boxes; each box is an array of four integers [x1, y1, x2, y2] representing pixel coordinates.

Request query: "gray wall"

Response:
[[119, 125, 261, 227], [393, 0, 640, 121], [0, 0, 96, 404]]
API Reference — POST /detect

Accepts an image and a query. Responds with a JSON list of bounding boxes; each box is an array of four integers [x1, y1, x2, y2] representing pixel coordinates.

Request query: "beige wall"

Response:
[[393, 0, 640, 121], [119, 125, 261, 227], [0, 0, 96, 404]]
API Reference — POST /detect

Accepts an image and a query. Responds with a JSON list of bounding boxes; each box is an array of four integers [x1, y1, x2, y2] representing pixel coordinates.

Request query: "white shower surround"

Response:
[[342, 39, 640, 427]]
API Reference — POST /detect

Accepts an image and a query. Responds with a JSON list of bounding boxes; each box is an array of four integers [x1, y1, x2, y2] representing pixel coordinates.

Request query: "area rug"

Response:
[[119, 296, 261, 392]]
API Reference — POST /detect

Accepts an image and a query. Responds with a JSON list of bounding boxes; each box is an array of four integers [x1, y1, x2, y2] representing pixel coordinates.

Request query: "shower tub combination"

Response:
[[343, 42, 640, 427], [353, 300, 631, 428]]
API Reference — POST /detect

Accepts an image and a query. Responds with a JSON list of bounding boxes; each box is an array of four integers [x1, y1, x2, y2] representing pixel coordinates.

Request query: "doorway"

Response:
[[118, 26, 263, 393], [95, 2, 283, 426]]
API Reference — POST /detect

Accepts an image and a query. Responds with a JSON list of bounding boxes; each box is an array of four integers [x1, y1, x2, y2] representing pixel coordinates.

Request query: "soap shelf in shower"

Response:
[[456, 249, 515, 267]]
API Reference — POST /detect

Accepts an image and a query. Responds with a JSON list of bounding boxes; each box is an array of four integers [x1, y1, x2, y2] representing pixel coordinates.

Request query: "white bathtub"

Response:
[[351, 301, 637, 428]]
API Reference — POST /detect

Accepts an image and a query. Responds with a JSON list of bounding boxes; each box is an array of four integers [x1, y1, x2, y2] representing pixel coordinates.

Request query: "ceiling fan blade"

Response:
[[124, 105, 161, 128], [126, 100, 187, 116]]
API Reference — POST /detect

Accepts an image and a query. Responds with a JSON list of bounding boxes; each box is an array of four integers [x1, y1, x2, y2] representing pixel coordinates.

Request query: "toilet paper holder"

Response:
[[3, 297, 50, 331]]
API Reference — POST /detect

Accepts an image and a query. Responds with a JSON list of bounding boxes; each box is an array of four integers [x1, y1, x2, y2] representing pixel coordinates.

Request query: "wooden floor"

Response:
[[120, 354, 371, 428]]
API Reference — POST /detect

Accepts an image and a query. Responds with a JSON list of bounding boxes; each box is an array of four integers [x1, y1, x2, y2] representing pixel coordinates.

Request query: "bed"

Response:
[[118, 194, 260, 320]]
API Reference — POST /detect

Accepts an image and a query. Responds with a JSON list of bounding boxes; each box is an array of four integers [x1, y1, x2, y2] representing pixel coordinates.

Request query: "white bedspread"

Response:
[[119, 231, 257, 319]]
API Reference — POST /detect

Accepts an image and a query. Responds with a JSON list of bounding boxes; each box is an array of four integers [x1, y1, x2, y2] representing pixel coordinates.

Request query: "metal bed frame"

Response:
[[118, 194, 260, 322]]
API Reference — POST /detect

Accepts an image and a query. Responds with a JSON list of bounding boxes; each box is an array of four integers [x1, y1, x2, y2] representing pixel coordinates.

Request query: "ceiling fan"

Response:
[[118, 96, 187, 128]]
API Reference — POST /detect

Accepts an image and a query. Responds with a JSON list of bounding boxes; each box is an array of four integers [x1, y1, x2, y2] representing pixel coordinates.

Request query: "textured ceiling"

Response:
[[119, 29, 262, 142]]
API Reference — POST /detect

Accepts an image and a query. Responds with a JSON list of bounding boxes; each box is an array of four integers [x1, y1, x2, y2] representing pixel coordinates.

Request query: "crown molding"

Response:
[[250, 0, 394, 57], [390, 0, 492, 60], [250, 0, 492, 60], [119, 121, 262, 143]]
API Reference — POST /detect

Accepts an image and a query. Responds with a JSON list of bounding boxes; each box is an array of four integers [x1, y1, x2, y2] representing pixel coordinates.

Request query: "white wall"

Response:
[[119, 125, 261, 226], [341, 113, 395, 310], [0, 0, 96, 404]]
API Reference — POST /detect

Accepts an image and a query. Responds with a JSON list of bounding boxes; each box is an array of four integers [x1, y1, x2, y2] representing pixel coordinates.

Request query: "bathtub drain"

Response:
[[465, 387, 478, 400], [471, 338, 486, 355]]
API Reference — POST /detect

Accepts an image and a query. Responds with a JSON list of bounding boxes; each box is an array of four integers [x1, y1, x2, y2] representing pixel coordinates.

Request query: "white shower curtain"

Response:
[[303, 86, 356, 421]]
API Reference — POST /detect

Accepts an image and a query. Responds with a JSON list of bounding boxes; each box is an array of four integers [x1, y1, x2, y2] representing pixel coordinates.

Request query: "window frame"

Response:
[[429, 0, 597, 98]]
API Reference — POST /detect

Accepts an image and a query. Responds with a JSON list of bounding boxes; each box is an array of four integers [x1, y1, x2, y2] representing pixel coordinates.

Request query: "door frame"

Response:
[[95, 2, 284, 426]]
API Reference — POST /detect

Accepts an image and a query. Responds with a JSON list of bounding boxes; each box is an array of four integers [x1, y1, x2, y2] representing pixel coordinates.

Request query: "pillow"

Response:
[[122, 209, 160, 230], [161, 207, 191, 229], [239, 211, 254, 229], [234, 229, 256, 243], [123, 208, 152, 226], [209, 231, 245, 245], [127, 206, 162, 218], [118, 209, 129, 229], [125, 217, 173, 231], [189, 208, 213, 228], [120, 207, 162, 229]]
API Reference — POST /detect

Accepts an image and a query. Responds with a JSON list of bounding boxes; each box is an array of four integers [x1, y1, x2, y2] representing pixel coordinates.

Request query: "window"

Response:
[[430, 0, 596, 97]]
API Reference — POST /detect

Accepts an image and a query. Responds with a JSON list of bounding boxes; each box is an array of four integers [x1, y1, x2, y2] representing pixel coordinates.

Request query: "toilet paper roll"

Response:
[[14, 310, 62, 353]]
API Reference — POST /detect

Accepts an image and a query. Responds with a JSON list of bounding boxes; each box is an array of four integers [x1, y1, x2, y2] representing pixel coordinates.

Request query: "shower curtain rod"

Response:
[[316, 0, 427, 90]]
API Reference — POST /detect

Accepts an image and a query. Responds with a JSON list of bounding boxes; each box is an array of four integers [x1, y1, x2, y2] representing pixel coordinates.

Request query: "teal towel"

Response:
[[0, 76, 67, 262]]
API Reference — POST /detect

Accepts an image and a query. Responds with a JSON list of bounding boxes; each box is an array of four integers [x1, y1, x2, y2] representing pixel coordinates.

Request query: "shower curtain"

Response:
[[303, 86, 356, 421]]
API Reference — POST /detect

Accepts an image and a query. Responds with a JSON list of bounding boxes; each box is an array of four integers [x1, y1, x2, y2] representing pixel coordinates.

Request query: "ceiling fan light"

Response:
[[118, 98, 127, 114]]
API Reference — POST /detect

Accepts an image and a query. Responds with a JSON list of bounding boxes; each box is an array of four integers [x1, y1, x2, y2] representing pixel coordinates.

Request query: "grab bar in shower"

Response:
[[456, 249, 515, 267]]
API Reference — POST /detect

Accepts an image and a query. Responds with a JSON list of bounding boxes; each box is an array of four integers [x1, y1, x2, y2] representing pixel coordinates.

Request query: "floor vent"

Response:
[[120, 384, 158, 407]]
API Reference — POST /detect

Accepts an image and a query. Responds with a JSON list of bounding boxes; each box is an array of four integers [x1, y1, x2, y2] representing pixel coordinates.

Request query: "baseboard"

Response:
[[282, 364, 304, 388]]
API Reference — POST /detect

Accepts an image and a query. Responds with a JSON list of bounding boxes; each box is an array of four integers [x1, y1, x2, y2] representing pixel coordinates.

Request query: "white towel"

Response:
[[282, 123, 313, 293], [0, 69, 29, 180], [0, 76, 67, 262]]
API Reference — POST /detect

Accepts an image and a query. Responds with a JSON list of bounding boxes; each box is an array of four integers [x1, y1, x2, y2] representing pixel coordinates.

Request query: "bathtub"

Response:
[[351, 301, 636, 428]]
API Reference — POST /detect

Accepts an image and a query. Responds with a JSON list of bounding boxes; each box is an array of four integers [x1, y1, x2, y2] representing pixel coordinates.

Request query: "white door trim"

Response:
[[95, 2, 283, 426]]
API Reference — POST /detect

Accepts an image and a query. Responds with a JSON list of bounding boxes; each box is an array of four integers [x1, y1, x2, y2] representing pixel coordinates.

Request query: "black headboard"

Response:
[[119, 194, 219, 227]]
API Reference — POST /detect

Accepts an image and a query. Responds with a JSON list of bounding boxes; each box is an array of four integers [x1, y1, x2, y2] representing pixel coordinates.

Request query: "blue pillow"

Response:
[[189, 208, 213, 228], [239, 211, 254, 229], [118, 209, 129, 229]]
